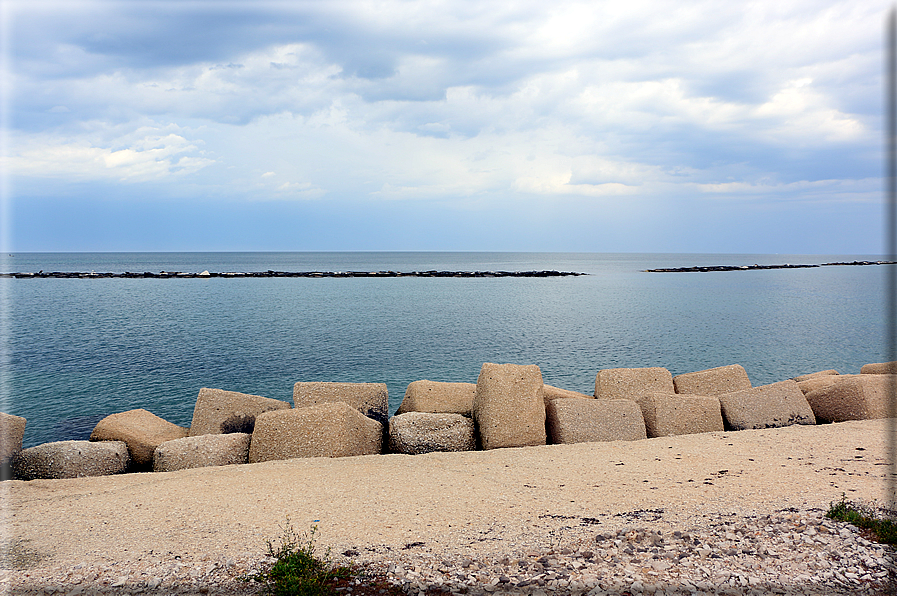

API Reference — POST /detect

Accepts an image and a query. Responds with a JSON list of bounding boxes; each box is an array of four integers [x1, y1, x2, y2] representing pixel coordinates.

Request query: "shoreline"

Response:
[[1, 419, 893, 594]]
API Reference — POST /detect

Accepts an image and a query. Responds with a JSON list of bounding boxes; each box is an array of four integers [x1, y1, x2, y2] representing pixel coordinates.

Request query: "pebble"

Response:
[[2, 509, 894, 595]]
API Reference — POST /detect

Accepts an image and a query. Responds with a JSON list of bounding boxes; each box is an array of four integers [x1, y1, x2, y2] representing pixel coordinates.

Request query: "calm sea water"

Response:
[[0, 252, 887, 448]]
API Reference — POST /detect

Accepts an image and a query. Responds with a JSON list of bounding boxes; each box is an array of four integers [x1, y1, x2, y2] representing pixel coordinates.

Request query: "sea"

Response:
[[0, 252, 888, 449]]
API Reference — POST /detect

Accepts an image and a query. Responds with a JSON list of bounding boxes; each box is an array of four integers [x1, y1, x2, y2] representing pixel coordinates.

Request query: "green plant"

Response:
[[247, 521, 351, 596], [826, 494, 897, 545]]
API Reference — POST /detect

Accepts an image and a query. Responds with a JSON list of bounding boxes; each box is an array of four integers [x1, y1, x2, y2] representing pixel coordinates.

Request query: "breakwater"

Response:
[[0, 269, 586, 279], [644, 259, 896, 273]]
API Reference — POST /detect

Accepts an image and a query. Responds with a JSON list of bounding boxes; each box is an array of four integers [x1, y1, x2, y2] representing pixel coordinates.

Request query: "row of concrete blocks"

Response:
[[2, 360, 895, 480]]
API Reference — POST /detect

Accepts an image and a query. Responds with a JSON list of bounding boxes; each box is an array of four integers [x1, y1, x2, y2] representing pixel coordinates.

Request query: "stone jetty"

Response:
[[0, 269, 585, 279], [3, 360, 896, 481], [644, 260, 897, 273]]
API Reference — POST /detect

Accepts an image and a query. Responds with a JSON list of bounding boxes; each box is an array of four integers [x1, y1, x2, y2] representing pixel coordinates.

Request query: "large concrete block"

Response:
[[0, 412, 26, 468], [594, 368, 673, 400], [395, 381, 476, 416], [542, 384, 593, 401], [90, 409, 188, 467], [249, 402, 383, 463], [632, 393, 723, 438], [473, 363, 546, 450], [388, 412, 476, 454], [153, 433, 251, 472], [13, 440, 130, 480], [189, 388, 291, 437], [797, 375, 850, 396], [860, 361, 897, 374], [293, 382, 388, 425], [792, 370, 840, 383], [673, 364, 752, 396], [718, 380, 815, 430], [804, 375, 894, 422], [545, 398, 646, 444]]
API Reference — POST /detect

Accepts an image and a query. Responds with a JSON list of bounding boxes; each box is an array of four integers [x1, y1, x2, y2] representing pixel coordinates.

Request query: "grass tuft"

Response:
[[826, 494, 897, 545], [246, 521, 351, 596]]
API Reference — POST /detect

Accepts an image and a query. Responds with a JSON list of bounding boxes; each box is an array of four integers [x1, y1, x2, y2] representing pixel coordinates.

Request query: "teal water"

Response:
[[0, 252, 887, 448]]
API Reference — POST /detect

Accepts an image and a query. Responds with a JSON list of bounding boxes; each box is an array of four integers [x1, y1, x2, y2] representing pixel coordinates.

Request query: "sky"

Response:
[[0, 0, 889, 253]]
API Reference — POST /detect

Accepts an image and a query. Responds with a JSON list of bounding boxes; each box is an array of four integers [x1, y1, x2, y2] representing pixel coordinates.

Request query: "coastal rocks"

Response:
[[545, 398, 646, 444], [90, 409, 188, 467], [153, 433, 251, 472], [632, 392, 724, 437], [473, 363, 546, 450], [293, 382, 389, 425], [803, 375, 893, 422], [388, 412, 476, 454], [717, 380, 816, 430], [188, 388, 290, 437], [860, 360, 897, 374], [673, 364, 752, 396], [595, 367, 674, 400], [248, 402, 383, 462], [542, 384, 592, 401], [395, 380, 476, 416], [13, 440, 130, 479], [0, 412, 26, 468]]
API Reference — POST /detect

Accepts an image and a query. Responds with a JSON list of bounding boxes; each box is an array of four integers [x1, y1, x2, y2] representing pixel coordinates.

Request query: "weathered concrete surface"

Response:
[[594, 368, 674, 401], [545, 398, 646, 444], [13, 440, 130, 480], [90, 409, 188, 467], [293, 382, 389, 425], [860, 361, 897, 374], [717, 380, 815, 430], [542, 384, 592, 401], [792, 370, 840, 383], [395, 381, 476, 417], [0, 412, 26, 468], [153, 433, 251, 472], [473, 363, 546, 450], [189, 388, 290, 437], [249, 402, 383, 463], [632, 392, 723, 438], [388, 412, 476, 454], [803, 374, 894, 422], [673, 364, 752, 396]]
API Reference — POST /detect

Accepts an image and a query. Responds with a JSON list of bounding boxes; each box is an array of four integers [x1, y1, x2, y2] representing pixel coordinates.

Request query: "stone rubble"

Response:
[[3, 508, 892, 595]]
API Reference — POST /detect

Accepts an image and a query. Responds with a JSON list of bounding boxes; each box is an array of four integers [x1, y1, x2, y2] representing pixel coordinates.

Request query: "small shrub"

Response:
[[826, 494, 897, 545], [247, 522, 350, 596]]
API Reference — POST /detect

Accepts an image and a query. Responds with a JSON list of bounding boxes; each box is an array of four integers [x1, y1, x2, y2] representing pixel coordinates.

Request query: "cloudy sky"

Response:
[[0, 0, 887, 253]]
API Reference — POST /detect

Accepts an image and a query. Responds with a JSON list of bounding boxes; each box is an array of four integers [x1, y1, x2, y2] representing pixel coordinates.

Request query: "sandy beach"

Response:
[[1, 419, 893, 594]]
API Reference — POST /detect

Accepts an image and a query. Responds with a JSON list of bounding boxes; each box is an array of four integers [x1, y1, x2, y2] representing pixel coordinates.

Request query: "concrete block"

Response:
[[90, 409, 188, 467], [388, 412, 476, 454], [473, 363, 546, 450], [249, 402, 383, 462], [189, 388, 290, 437], [804, 375, 894, 422], [860, 361, 897, 374], [293, 382, 388, 425], [718, 380, 815, 430], [545, 398, 646, 444], [595, 368, 673, 400], [673, 364, 752, 396], [153, 433, 251, 472], [13, 440, 130, 480], [395, 381, 476, 416], [792, 370, 840, 383], [633, 392, 723, 438], [0, 412, 26, 468], [543, 385, 593, 401]]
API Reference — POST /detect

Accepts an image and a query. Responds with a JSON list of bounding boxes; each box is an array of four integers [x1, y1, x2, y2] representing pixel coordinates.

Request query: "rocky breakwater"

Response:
[[2, 360, 897, 480]]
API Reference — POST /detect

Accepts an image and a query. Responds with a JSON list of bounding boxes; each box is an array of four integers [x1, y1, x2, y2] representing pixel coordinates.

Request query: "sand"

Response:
[[0, 419, 892, 575]]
